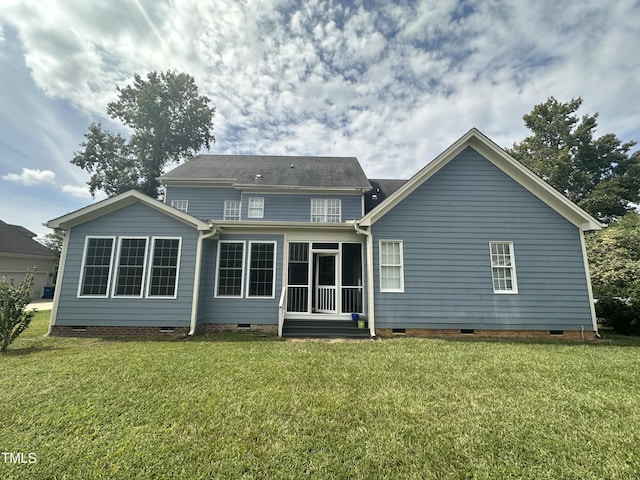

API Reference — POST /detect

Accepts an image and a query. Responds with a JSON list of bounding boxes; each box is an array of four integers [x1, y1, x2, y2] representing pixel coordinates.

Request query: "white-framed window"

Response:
[[112, 237, 149, 297], [311, 198, 342, 223], [489, 241, 518, 294], [78, 236, 116, 297], [170, 200, 188, 213], [379, 240, 404, 292], [247, 241, 277, 298], [224, 200, 241, 220], [248, 197, 264, 219], [147, 237, 182, 298], [215, 241, 246, 297]]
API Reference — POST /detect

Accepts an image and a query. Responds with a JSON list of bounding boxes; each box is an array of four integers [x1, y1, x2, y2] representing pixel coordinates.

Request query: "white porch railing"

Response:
[[342, 286, 363, 314]]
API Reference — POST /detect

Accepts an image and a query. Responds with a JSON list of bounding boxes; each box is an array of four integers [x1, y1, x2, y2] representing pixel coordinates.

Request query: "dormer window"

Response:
[[248, 197, 264, 219], [311, 199, 341, 223]]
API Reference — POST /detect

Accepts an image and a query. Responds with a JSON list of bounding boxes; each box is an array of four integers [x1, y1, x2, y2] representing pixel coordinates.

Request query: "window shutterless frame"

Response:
[[311, 198, 342, 223], [247, 197, 264, 219], [77, 236, 116, 298], [246, 241, 277, 298], [111, 236, 149, 298], [215, 241, 246, 298], [224, 200, 241, 220], [170, 200, 188, 213], [379, 239, 404, 292], [489, 241, 518, 294], [146, 237, 182, 299]]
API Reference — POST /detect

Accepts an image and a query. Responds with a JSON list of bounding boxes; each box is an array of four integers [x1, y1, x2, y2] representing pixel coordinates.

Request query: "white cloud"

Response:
[[2, 168, 55, 185], [61, 184, 93, 198]]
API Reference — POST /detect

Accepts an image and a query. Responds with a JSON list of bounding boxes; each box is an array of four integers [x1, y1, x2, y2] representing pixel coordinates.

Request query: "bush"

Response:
[[596, 297, 640, 336], [0, 271, 35, 351]]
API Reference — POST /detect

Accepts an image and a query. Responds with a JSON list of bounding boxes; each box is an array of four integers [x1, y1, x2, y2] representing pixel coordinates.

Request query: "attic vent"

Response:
[[371, 194, 378, 200], [291, 163, 294, 168], [255, 174, 262, 179]]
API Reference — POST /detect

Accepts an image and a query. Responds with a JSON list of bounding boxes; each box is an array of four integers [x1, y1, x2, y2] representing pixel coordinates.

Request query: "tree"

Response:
[[72, 71, 215, 198], [586, 213, 640, 334], [38, 229, 64, 255], [0, 271, 35, 351], [509, 97, 640, 223]]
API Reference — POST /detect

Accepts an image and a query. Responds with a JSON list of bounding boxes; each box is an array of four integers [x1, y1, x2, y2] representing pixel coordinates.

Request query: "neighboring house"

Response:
[[0, 220, 59, 299], [46, 129, 602, 339]]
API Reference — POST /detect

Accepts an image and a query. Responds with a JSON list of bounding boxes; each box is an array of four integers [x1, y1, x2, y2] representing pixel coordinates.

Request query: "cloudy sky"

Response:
[[1, 0, 639, 237]]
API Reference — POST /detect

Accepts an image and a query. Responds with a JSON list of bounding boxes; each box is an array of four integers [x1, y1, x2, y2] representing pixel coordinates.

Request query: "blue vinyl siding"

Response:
[[198, 234, 284, 325], [165, 186, 240, 220], [165, 185, 363, 222], [371, 146, 593, 331], [55, 202, 199, 327]]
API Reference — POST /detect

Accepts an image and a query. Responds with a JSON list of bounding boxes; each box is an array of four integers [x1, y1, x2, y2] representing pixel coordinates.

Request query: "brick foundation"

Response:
[[50, 325, 190, 337], [375, 328, 598, 341], [196, 323, 277, 334]]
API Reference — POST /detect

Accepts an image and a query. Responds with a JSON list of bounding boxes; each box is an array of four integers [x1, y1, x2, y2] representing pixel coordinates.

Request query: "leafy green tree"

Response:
[[586, 213, 640, 334], [72, 71, 215, 198], [38, 228, 64, 255], [0, 271, 35, 351], [509, 97, 640, 223]]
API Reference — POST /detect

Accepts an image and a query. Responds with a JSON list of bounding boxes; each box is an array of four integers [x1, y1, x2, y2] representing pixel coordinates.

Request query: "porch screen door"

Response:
[[315, 254, 337, 313]]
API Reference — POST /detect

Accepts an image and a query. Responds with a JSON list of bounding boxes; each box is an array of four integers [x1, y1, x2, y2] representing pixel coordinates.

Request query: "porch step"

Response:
[[282, 319, 371, 339]]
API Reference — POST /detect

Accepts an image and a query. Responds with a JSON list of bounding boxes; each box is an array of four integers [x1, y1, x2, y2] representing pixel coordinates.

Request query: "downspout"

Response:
[[47, 228, 69, 337], [189, 227, 218, 336], [354, 222, 375, 338]]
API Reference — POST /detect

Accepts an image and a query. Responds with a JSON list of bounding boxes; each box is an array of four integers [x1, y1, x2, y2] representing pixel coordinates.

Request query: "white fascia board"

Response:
[[159, 179, 237, 187], [212, 220, 356, 232], [233, 185, 371, 194], [47, 190, 212, 231]]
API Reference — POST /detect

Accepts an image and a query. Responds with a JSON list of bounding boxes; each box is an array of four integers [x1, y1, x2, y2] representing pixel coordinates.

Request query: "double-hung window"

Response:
[[248, 197, 264, 219], [216, 242, 245, 297], [311, 198, 341, 223], [247, 242, 276, 297], [170, 200, 188, 213], [113, 237, 148, 297], [79, 237, 115, 297], [147, 238, 181, 297], [379, 240, 404, 292], [224, 200, 241, 220], [489, 242, 518, 293]]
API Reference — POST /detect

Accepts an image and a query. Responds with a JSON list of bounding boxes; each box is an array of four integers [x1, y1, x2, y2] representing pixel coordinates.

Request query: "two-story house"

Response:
[[46, 129, 602, 339]]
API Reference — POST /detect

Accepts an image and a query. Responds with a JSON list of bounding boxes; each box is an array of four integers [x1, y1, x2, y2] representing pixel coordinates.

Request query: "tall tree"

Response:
[[509, 97, 640, 223], [72, 71, 215, 198]]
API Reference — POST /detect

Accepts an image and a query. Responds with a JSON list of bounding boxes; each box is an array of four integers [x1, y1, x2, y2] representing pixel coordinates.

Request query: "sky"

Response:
[[1, 0, 639, 238]]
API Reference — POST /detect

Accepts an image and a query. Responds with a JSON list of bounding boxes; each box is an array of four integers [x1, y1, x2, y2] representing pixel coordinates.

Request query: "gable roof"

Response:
[[46, 190, 212, 231], [159, 155, 372, 191], [359, 128, 603, 231], [0, 220, 58, 258]]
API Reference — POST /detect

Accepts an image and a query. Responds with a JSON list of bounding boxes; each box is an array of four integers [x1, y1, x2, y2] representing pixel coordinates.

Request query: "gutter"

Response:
[[189, 226, 219, 336], [353, 222, 376, 338]]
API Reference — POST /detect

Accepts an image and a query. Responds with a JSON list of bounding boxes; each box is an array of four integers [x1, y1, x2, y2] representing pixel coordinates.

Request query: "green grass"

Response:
[[2, 311, 640, 479]]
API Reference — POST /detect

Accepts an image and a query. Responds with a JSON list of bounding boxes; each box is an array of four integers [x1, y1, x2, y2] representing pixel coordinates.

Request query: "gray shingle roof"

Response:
[[0, 220, 58, 258], [365, 179, 408, 213], [160, 155, 372, 190]]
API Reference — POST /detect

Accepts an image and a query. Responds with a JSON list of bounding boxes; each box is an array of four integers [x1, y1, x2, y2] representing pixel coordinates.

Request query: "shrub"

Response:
[[596, 297, 640, 336], [0, 271, 35, 351]]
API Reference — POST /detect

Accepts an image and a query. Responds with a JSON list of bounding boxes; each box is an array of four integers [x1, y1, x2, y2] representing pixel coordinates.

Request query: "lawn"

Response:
[[2, 311, 640, 479]]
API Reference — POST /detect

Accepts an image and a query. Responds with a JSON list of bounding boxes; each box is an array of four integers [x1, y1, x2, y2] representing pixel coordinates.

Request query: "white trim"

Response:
[[145, 237, 183, 299], [214, 240, 246, 298], [379, 239, 404, 293], [489, 241, 519, 294], [111, 236, 149, 298], [77, 236, 116, 298], [247, 197, 264, 219], [190, 230, 218, 335], [48, 229, 71, 334], [579, 230, 599, 334], [246, 241, 277, 299], [170, 199, 189, 213]]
